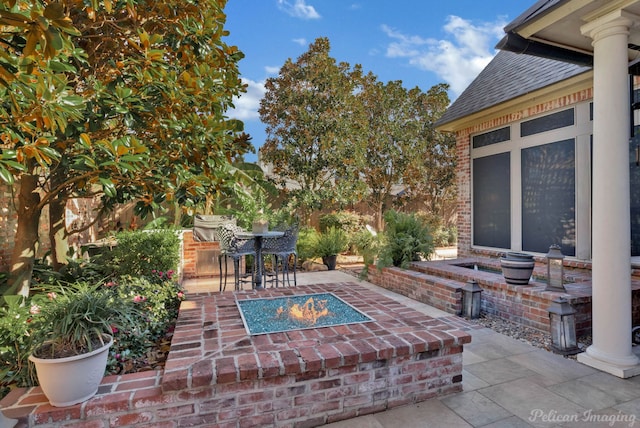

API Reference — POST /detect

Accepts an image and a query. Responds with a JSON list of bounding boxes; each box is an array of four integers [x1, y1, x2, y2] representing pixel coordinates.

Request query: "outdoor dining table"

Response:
[[235, 230, 284, 289]]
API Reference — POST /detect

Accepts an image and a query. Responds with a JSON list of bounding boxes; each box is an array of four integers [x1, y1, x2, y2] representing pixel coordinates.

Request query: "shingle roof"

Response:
[[435, 50, 590, 129], [504, 0, 566, 33]]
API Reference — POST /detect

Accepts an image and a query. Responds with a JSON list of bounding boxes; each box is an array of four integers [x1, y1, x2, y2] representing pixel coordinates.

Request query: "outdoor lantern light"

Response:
[[545, 245, 566, 292], [547, 297, 579, 355], [463, 280, 483, 319]]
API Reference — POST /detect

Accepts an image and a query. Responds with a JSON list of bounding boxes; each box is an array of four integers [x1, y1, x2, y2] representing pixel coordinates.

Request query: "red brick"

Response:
[[298, 346, 322, 372], [84, 392, 131, 417], [279, 349, 302, 374], [110, 411, 154, 426], [316, 344, 341, 368], [32, 403, 82, 424], [333, 341, 359, 366], [238, 389, 274, 406], [132, 386, 173, 408], [215, 357, 237, 384], [237, 353, 259, 380]]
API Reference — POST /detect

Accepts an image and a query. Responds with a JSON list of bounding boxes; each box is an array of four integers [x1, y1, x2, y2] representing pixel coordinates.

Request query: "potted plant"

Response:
[[28, 281, 139, 407], [313, 227, 348, 270]]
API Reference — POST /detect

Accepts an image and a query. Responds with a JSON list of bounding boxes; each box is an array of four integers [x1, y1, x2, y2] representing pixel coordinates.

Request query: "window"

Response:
[[473, 153, 511, 248], [521, 108, 574, 137], [472, 127, 510, 148], [521, 139, 576, 256]]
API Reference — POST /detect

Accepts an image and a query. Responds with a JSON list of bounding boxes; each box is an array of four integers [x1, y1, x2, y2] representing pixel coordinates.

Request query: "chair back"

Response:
[[264, 225, 298, 254], [218, 223, 255, 254]]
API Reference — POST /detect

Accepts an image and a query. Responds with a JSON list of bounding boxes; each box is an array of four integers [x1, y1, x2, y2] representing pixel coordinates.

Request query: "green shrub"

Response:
[[313, 227, 349, 258], [105, 273, 185, 373], [377, 210, 434, 268], [320, 211, 373, 254], [352, 228, 381, 267], [296, 227, 319, 262], [0, 295, 36, 395], [101, 229, 180, 278]]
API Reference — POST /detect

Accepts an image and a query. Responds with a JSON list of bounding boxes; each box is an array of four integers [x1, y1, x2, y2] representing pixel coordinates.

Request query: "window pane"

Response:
[[521, 109, 574, 137], [473, 127, 510, 149], [522, 139, 575, 255], [473, 153, 511, 248]]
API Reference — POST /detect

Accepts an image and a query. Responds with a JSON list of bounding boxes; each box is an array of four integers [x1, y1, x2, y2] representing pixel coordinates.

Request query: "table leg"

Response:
[[254, 236, 264, 290]]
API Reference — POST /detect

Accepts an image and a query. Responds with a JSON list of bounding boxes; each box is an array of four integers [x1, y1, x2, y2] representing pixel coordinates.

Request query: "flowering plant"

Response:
[[29, 281, 140, 359]]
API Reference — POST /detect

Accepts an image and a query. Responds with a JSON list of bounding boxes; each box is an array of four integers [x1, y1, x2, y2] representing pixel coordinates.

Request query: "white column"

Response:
[[579, 11, 640, 378]]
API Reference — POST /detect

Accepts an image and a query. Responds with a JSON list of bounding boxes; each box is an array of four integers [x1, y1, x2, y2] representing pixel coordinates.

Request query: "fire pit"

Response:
[[161, 283, 472, 426], [236, 292, 373, 335]]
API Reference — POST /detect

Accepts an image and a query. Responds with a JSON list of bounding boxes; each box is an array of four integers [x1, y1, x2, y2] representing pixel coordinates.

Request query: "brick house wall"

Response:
[[455, 87, 594, 258]]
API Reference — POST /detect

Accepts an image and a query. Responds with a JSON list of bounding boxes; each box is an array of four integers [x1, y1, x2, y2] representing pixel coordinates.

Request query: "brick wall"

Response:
[[455, 87, 594, 258], [366, 258, 609, 337], [367, 265, 463, 315], [181, 230, 221, 279]]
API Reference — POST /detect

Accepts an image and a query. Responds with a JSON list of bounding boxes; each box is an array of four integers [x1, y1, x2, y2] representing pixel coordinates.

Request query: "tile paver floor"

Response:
[[186, 269, 640, 428]]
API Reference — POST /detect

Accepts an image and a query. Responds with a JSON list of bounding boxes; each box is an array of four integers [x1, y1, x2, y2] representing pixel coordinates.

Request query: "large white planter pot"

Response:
[[29, 335, 113, 407]]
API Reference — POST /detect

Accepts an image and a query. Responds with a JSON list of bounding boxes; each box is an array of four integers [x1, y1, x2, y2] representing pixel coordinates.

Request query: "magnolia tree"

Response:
[[259, 37, 456, 230], [0, 0, 251, 296]]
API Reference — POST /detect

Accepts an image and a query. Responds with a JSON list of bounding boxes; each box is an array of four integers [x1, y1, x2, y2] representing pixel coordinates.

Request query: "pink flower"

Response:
[[177, 291, 184, 299], [47, 292, 57, 300], [111, 325, 119, 334], [30, 305, 40, 315], [105, 281, 116, 287], [133, 295, 146, 303]]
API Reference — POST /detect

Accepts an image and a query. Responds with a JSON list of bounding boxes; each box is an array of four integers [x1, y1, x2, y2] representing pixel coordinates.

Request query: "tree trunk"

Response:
[[8, 174, 42, 297], [375, 200, 384, 232], [49, 193, 68, 271]]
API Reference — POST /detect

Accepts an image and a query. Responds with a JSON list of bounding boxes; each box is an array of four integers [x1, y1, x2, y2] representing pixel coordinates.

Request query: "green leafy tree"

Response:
[[401, 84, 457, 227], [259, 37, 363, 224], [351, 75, 454, 231], [0, 0, 250, 296]]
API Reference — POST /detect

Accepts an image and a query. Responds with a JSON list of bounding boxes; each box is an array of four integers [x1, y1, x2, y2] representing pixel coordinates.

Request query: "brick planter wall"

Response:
[[366, 266, 463, 315], [365, 258, 640, 337]]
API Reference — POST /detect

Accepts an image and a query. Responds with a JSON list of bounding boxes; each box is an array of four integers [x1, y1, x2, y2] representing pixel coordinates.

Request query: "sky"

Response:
[[223, 0, 534, 162]]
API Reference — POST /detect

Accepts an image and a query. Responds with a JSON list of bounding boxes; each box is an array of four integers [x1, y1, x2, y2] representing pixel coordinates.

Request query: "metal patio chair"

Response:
[[262, 225, 298, 287], [217, 223, 256, 291]]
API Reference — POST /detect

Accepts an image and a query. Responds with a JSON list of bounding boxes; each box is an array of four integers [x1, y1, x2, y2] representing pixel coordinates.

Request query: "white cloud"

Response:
[[229, 78, 266, 121], [265, 65, 280, 74], [292, 38, 307, 46], [277, 0, 320, 20], [382, 15, 507, 96]]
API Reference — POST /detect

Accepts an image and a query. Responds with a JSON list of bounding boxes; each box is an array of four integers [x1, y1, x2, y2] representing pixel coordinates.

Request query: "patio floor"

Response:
[[184, 270, 640, 428]]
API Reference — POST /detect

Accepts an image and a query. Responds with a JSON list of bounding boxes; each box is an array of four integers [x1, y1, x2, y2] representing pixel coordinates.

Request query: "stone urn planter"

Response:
[[500, 252, 535, 285], [322, 255, 338, 271], [29, 335, 113, 407]]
